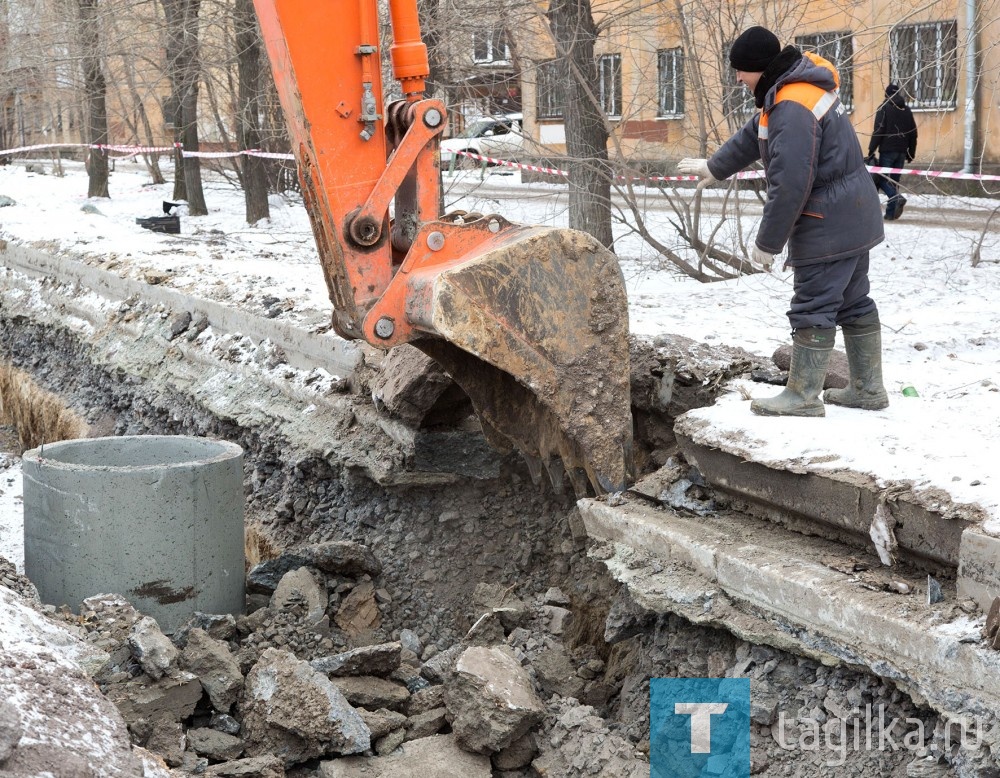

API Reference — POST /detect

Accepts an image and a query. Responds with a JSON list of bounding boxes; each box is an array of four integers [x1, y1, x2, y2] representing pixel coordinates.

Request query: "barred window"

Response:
[[536, 59, 563, 119], [657, 48, 684, 117], [795, 31, 854, 111], [472, 28, 510, 64], [598, 53, 622, 117], [890, 21, 958, 109]]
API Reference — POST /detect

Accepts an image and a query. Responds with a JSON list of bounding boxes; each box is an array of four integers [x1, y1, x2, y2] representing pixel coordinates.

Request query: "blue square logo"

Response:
[[651, 678, 750, 778]]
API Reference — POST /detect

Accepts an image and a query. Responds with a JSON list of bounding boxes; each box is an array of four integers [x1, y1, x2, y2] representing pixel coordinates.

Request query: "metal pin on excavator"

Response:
[[252, 0, 633, 495]]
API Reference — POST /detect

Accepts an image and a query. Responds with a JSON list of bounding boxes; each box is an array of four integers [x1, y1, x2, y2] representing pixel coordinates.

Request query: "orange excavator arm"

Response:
[[252, 0, 633, 494]]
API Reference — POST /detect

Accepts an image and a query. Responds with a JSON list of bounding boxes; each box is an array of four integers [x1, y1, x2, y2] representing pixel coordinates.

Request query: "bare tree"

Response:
[[162, 0, 207, 214], [547, 0, 613, 248], [234, 0, 268, 224], [78, 0, 109, 197]]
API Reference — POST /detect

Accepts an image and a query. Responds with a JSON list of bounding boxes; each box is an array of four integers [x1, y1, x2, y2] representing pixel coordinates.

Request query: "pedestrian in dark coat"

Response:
[[867, 84, 918, 220], [678, 26, 889, 417]]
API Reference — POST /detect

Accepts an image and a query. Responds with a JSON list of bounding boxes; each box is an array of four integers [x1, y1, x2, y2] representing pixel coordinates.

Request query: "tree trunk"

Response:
[[79, 0, 110, 198], [163, 0, 206, 215], [548, 0, 612, 249], [235, 0, 269, 224]]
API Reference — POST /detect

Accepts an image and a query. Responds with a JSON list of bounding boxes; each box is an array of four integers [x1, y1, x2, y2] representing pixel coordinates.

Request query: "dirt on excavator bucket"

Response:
[[413, 226, 633, 495]]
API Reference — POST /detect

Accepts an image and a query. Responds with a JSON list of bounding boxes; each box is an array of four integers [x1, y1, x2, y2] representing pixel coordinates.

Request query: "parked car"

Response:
[[440, 113, 524, 169]]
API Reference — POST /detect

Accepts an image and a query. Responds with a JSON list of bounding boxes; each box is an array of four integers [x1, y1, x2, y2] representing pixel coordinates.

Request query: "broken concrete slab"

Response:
[[310, 641, 402, 677], [317, 734, 491, 778], [241, 648, 370, 766], [330, 676, 410, 711], [370, 344, 465, 426], [179, 628, 244, 713], [247, 542, 381, 593], [271, 567, 328, 625], [578, 495, 1000, 728], [444, 646, 545, 754], [958, 528, 1000, 611], [677, 433, 971, 567], [0, 587, 146, 776], [129, 615, 179, 681], [106, 669, 203, 725]]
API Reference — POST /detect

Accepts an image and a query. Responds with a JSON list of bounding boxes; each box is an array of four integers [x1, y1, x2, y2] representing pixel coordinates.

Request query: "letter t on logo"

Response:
[[675, 703, 729, 753]]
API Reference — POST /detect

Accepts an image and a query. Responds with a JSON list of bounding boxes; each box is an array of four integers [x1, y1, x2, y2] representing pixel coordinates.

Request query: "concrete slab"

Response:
[[677, 434, 972, 568], [579, 495, 1000, 723]]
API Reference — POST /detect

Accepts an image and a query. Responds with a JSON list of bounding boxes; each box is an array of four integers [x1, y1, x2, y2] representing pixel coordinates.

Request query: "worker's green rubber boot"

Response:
[[751, 328, 834, 417], [824, 312, 890, 410]]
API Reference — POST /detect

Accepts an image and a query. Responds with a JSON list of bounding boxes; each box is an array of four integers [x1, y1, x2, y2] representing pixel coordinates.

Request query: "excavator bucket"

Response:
[[409, 224, 633, 495]]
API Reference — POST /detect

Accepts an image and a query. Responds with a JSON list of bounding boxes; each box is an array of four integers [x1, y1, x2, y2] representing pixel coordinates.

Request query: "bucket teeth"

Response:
[[543, 457, 566, 495], [568, 468, 590, 500], [521, 453, 544, 486]]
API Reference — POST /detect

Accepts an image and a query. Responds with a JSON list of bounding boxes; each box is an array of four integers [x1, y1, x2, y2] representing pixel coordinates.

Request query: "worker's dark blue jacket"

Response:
[[707, 52, 884, 266]]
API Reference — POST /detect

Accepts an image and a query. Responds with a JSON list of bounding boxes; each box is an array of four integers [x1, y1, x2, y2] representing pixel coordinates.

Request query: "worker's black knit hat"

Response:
[[885, 83, 900, 96], [729, 26, 781, 72]]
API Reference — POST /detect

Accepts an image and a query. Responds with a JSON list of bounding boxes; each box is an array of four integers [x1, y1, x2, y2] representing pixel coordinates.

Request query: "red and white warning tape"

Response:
[[3, 142, 998, 184], [0, 141, 296, 161], [453, 150, 1000, 184]]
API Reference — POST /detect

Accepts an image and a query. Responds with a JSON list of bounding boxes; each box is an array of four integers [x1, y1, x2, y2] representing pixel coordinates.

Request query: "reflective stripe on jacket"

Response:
[[707, 52, 884, 265]]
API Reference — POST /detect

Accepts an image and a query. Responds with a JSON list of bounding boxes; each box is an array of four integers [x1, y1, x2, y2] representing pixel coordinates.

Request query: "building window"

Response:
[[657, 47, 684, 117], [724, 42, 756, 119], [795, 31, 854, 111], [536, 59, 563, 119], [598, 53, 621, 117], [890, 21, 958, 109], [472, 28, 510, 64]]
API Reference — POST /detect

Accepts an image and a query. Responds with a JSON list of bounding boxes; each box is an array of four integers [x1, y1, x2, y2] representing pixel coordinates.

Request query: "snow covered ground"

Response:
[[0, 158, 998, 569]]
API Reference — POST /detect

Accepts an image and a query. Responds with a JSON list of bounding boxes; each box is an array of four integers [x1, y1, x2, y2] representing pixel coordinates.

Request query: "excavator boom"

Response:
[[251, 0, 633, 493]]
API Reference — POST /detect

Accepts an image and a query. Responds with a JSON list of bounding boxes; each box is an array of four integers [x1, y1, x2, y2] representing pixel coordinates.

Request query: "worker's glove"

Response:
[[865, 154, 877, 166], [678, 158, 718, 190], [752, 244, 775, 271]]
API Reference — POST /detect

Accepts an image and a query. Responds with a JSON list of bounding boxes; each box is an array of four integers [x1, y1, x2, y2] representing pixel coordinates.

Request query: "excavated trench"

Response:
[[0, 279, 995, 776]]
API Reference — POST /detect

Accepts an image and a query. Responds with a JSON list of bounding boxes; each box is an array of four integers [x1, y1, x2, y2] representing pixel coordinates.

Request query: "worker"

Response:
[[867, 83, 918, 221], [678, 26, 889, 416]]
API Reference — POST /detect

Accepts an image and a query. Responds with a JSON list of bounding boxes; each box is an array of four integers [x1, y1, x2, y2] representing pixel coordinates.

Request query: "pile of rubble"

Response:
[[0, 539, 648, 777]]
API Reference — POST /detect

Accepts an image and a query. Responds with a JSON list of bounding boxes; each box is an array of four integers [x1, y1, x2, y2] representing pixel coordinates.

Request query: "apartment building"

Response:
[[514, 0, 1000, 169]]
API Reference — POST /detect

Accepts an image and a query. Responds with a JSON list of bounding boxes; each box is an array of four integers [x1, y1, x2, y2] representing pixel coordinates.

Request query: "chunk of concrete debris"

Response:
[[533, 647, 586, 700], [404, 706, 448, 741], [241, 648, 370, 766], [531, 701, 647, 778], [927, 575, 944, 604], [0, 699, 23, 761], [180, 628, 244, 713], [271, 567, 328, 625], [203, 754, 286, 777], [420, 644, 463, 684], [129, 616, 179, 680], [543, 586, 571, 606], [247, 541, 382, 593], [357, 708, 407, 740], [173, 611, 238, 647], [335, 580, 381, 638], [106, 671, 203, 723], [540, 604, 573, 635], [444, 646, 545, 754], [187, 727, 245, 761], [472, 582, 528, 630], [311, 641, 402, 677], [318, 734, 490, 778], [370, 344, 461, 426], [493, 731, 538, 771], [331, 676, 410, 711], [0, 587, 143, 776]]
